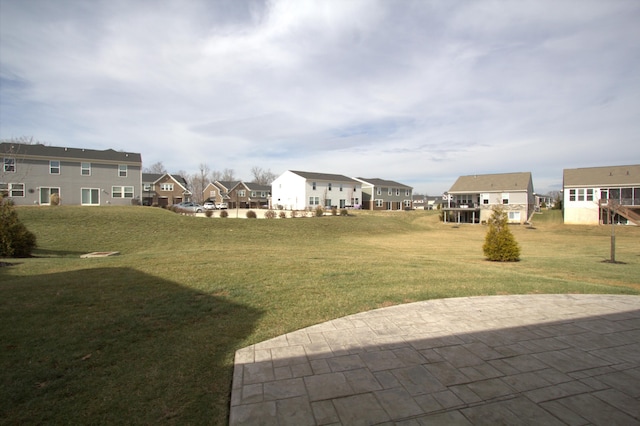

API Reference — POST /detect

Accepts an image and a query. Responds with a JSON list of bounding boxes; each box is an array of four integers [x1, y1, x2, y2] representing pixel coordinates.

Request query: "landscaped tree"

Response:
[[0, 194, 37, 257], [483, 206, 520, 262]]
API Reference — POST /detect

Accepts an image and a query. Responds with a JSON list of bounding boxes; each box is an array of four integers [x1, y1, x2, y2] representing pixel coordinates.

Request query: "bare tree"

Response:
[[143, 161, 167, 174], [250, 166, 277, 185], [191, 163, 211, 203], [221, 168, 236, 181]]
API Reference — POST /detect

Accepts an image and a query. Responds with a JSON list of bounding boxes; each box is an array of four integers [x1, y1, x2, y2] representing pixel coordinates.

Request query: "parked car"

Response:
[[216, 203, 228, 209], [176, 202, 203, 213], [203, 201, 216, 210]]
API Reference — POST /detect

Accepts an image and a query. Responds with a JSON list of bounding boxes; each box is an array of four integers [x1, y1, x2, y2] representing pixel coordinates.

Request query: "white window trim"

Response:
[[3, 157, 15, 173], [81, 162, 91, 176], [0, 182, 25, 197], [81, 188, 100, 205], [50, 160, 60, 175], [118, 164, 127, 177]]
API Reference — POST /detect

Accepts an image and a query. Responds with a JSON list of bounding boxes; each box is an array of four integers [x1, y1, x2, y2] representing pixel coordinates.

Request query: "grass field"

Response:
[[1, 206, 639, 424]]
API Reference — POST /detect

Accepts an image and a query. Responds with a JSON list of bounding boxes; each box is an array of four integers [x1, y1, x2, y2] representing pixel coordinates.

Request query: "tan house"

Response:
[[443, 172, 535, 224], [142, 173, 191, 207], [563, 165, 640, 225]]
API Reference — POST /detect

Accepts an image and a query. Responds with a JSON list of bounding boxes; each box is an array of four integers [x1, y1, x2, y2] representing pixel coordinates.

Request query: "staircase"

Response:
[[615, 205, 640, 226]]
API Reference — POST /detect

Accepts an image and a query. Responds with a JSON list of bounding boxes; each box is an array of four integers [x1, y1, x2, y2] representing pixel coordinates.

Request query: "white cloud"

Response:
[[1, 0, 639, 195]]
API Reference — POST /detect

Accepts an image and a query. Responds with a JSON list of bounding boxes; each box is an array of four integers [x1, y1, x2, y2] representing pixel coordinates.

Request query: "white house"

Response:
[[443, 172, 535, 224], [271, 170, 362, 210], [563, 164, 640, 225]]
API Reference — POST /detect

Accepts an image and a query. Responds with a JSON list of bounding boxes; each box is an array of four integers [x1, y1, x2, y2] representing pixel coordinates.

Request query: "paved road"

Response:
[[230, 294, 640, 425]]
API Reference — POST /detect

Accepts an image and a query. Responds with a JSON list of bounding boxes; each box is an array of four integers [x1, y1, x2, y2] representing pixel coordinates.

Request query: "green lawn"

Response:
[[1, 207, 639, 424]]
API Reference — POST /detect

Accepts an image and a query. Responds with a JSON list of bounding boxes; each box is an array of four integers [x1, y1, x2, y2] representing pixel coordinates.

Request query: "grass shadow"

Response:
[[0, 267, 264, 424], [32, 248, 87, 258]]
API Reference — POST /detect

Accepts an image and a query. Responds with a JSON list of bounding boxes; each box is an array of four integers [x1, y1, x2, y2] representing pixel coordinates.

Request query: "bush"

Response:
[[340, 209, 348, 216], [331, 206, 338, 216], [219, 210, 228, 218], [264, 210, 276, 219], [290, 210, 297, 218], [315, 206, 324, 217], [482, 207, 520, 262], [279, 211, 287, 219], [0, 194, 37, 257], [246, 210, 257, 219], [50, 193, 60, 206], [205, 209, 214, 218]]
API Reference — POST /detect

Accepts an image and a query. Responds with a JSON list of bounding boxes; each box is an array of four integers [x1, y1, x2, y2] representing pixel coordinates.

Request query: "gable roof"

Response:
[[1, 142, 142, 163], [289, 170, 359, 183], [214, 181, 240, 192], [142, 173, 189, 190], [243, 182, 271, 192], [356, 178, 412, 189], [563, 165, 640, 187], [448, 172, 532, 193]]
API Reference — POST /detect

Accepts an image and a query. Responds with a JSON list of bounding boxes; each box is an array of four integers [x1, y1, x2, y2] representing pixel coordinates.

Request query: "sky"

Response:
[[1, 0, 639, 195]]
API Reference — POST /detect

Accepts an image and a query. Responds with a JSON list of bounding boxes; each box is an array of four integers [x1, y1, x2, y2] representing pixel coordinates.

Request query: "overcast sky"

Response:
[[1, 0, 639, 195]]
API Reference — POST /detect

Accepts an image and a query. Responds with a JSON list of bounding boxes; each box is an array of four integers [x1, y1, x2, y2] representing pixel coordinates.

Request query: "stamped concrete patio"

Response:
[[230, 294, 640, 425]]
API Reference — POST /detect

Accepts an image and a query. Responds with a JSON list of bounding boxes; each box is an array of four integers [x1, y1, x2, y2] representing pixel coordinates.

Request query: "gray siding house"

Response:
[[1, 142, 142, 206], [354, 178, 413, 210]]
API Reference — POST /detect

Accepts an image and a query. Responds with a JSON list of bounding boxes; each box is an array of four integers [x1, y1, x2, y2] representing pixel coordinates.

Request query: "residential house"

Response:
[[354, 178, 413, 210], [443, 172, 535, 224], [142, 173, 191, 207], [413, 195, 443, 210], [271, 170, 362, 210], [563, 165, 640, 225], [1, 142, 142, 206], [244, 182, 271, 209], [204, 181, 239, 207]]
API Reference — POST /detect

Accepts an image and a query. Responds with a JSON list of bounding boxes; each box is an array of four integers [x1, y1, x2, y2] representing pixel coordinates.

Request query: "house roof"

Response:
[[243, 182, 271, 192], [215, 181, 240, 191], [1, 142, 142, 163], [289, 170, 359, 183], [563, 165, 640, 187], [448, 172, 532, 193], [142, 173, 189, 190], [356, 178, 412, 189]]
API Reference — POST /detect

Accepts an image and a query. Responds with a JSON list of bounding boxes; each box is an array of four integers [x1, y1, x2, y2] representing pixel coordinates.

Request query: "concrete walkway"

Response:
[[229, 295, 640, 425]]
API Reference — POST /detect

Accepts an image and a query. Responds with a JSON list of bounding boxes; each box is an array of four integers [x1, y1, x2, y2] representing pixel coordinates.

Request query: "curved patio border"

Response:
[[230, 294, 640, 425]]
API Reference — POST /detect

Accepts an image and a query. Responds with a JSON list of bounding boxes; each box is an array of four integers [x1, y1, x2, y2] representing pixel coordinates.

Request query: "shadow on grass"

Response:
[[32, 248, 87, 258], [0, 267, 263, 424]]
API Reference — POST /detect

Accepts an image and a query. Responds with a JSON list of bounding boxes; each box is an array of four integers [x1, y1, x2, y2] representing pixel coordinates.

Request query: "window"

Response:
[[404, 200, 412, 208], [118, 164, 127, 177], [600, 189, 608, 200], [309, 196, 319, 206], [396, 189, 400, 196], [339, 199, 346, 208], [0, 182, 24, 197], [238, 190, 246, 197], [328, 183, 332, 191], [160, 183, 174, 191], [81, 162, 91, 176], [586, 189, 594, 201], [39, 187, 60, 204], [209, 190, 217, 197], [325, 199, 332, 207], [376, 188, 381, 195], [50, 160, 60, 174], [82, 188, 100, 205], [251, 191, 256, 197], [577, 189, 585, 201], [569, 189, 576, 202], [502, 193, 509, 204], [261, 192, 266, 197], [387, 188, 392, 195], [340, 184, 343, 192], [405, 189, 410, 196], [312, 182, 316, 190], [143, 183, 152, 191], [112, 186, 134, 198], [3, 157, 15, 172], [375, 199, 383, 207], [508, 211, 521, 221], [352, 197, 359, 206]]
